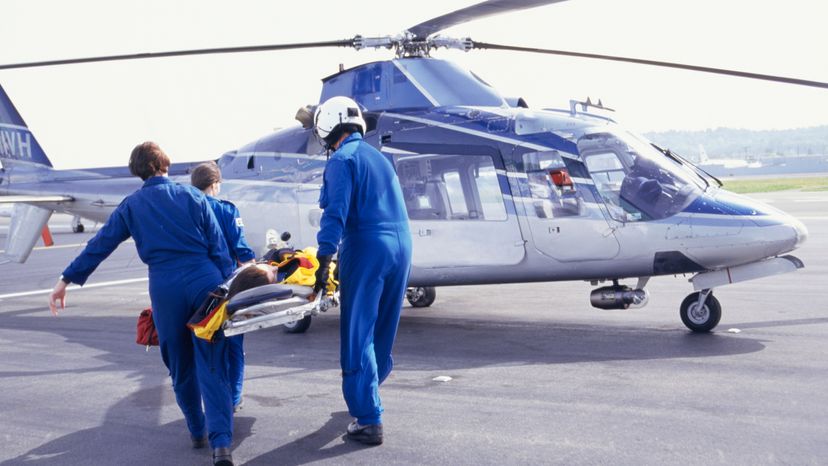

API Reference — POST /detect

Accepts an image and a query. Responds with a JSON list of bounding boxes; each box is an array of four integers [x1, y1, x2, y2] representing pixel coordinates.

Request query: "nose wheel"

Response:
[[679, 290, 721, 332]]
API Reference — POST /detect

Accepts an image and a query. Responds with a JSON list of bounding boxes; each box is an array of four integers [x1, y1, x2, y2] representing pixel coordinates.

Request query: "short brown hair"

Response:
[[129, 141, 171, 180], [228, 265, 275, 299], [191, 161, 222, 191]]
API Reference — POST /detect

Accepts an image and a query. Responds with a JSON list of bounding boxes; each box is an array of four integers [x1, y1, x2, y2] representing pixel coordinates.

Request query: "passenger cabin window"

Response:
[[521, 151, 583, 218], [394, 153, 507, 221]]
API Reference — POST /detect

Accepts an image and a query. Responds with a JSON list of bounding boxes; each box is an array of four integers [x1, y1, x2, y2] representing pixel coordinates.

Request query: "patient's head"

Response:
[[228, 264, 276, 299]]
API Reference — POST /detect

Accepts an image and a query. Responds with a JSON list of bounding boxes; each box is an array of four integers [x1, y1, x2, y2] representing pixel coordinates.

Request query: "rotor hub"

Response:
[[353, 34, 472, 58]]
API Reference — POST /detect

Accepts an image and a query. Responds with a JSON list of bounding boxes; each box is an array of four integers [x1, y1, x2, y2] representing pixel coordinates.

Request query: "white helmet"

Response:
[[314, 96, 366, 147]]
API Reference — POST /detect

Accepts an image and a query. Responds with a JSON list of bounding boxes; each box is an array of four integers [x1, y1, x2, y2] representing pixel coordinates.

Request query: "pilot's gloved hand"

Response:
[[314, 255, 333, 295]]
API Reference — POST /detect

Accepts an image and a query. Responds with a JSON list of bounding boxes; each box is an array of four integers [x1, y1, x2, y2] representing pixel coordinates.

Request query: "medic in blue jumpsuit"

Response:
[[49, 142, 236, 466], [191, 161, 256, 412], [312, 96, 412, 445]]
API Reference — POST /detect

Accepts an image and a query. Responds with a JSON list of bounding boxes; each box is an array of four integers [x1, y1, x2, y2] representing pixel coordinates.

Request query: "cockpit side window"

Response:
[[582, 151, 633, 221]]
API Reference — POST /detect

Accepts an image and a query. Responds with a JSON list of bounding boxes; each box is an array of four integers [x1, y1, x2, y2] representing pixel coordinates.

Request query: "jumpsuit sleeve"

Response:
[[226, 203, 256, 263], [201, 198, 235, 278], [316, 157, 354, 257], [61, 204, 131, 286]]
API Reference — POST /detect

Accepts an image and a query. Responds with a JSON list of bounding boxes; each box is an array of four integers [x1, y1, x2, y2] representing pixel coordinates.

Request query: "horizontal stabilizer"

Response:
[[2, 203, 53, 263], [0, 194, 73, 204]]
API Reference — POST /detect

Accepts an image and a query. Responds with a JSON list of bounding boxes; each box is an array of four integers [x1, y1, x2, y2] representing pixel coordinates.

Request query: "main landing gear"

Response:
[[282, 315, 313, 334], [406, 286, 436, 307], [71, 215, 85, 233]]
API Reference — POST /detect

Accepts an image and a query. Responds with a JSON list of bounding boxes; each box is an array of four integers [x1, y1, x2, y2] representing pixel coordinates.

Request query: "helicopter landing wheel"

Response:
[[283, 315, 312, 334], [406, 287, 436, 308], [680, 291, 721, 333]]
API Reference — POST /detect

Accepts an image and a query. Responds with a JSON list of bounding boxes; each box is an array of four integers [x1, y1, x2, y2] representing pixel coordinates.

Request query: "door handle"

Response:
[[418, 228, 432, 237]]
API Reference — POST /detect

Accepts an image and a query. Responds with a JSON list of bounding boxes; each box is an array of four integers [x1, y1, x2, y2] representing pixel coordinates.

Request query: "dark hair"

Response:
[[129, 141, 171, 180], [191, 161, 222, 191], [323, 123, 364, 148], [228, 265, 273, 299]]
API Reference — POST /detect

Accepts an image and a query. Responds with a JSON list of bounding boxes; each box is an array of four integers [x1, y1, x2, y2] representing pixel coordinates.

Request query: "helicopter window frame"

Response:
[[520, 150, 584, 219], [393, 152, 508, 222], [577, 129, 704, 222], [581, 150, 632, 221]]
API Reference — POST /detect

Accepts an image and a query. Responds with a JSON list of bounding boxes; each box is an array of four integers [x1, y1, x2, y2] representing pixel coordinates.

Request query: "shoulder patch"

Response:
[[235, 217, 244, 227]]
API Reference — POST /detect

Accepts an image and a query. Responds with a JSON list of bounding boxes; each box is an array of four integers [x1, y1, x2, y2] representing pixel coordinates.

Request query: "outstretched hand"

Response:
[[49, 280, 68, 316]]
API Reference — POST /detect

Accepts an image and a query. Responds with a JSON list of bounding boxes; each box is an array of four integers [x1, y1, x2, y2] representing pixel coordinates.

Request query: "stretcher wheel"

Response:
[[283, 315, 312, 334]]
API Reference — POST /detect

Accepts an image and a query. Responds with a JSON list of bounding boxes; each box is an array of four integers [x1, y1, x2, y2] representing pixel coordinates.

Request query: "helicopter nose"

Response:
[[792, 217, 809, 247]]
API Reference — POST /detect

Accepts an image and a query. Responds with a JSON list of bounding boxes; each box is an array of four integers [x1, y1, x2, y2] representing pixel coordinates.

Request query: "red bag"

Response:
[[136, 308, 159, 347]]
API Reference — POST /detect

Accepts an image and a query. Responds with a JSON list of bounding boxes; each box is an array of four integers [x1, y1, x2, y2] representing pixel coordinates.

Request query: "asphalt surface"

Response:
[[1, 191, 827, 465]]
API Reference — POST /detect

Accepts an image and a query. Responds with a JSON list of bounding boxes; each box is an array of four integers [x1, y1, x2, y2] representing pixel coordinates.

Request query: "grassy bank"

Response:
[[721, 176, 828, 194]]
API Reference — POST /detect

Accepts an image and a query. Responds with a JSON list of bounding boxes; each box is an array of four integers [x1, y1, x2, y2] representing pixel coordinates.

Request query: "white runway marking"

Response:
[[0, 277, 148, 300], [0, 239, 133, 254], [0, 242, 89, 254]]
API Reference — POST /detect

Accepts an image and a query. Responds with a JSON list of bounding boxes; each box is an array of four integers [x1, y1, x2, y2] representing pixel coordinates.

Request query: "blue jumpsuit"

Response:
[[317, 132, 412, 426], [205, 196, 255, 408], [62, 176, 236, 448]]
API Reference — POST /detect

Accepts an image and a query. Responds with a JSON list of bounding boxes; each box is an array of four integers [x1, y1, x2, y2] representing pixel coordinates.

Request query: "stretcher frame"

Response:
[[222, 291, 338, 337]]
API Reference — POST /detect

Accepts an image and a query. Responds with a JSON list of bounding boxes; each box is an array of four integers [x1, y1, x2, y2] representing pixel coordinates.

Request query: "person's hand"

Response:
[[313, 255, 333, 295], [49, 279, 68, 316]]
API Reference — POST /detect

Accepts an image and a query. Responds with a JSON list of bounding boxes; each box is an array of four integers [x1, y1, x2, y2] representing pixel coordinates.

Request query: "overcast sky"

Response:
[[1, 0, 827, 169]]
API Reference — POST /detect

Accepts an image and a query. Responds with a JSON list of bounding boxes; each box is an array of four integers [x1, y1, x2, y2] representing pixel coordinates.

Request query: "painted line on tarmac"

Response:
[[0, 239, 133, 254], [0, 242, 90, 254], [0, 277, 148, 300]]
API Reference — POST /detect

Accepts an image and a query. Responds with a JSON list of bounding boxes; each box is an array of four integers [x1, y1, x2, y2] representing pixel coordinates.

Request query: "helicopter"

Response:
[[0, 0, 819, 332]]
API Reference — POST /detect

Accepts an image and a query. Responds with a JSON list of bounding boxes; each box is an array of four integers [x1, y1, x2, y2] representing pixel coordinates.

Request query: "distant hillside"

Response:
[[643, 126, 828, 160]]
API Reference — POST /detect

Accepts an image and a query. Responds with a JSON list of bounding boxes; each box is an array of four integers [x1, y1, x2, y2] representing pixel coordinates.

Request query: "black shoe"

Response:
[[346, 420, 383, 445], [191, 435, 208, 449], [212, 447, 233, 466]]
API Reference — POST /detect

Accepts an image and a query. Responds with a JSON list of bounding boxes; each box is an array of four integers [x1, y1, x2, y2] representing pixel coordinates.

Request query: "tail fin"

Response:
[[0, 84, 53, 167]]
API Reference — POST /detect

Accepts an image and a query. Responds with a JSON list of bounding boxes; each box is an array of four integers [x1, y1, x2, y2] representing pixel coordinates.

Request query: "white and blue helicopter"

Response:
[[1, 0, 818, 332]]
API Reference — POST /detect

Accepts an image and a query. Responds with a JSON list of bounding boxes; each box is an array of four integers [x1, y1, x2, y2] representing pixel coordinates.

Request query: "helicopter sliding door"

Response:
[[516, 149, 620, 262], [390, 145, 525, 268]]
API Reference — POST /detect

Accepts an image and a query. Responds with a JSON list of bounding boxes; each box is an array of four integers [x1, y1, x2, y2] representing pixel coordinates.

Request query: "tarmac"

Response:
[[1, 190, 827, 465]]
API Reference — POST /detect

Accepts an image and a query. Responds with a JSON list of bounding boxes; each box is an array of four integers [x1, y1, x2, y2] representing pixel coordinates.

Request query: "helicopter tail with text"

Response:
[[0, 84, 53, 167], [0, 84, 66, 264]]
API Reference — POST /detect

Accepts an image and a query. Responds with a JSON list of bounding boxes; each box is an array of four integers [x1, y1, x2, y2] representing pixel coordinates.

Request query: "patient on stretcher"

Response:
[[225, 263, 315, 322], [228, 264, 277, 299]]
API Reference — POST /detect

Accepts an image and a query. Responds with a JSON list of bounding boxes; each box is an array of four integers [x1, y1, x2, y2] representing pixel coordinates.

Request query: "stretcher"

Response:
[[222, 283, 338, 337]]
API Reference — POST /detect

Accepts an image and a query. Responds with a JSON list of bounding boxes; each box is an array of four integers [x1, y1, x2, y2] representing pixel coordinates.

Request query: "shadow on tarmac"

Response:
[[245, 410, 364, 465], [0, 307, 767, 464]]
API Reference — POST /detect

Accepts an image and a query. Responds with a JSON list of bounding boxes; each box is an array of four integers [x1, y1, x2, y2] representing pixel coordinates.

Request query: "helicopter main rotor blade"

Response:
[[473, 42, 828, 89], [0, 40, 354, 71], [407, 0, 569, 40]]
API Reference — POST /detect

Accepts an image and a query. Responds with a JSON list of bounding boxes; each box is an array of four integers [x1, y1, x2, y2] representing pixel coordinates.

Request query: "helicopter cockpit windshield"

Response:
[[577, 128, 705, 222]]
